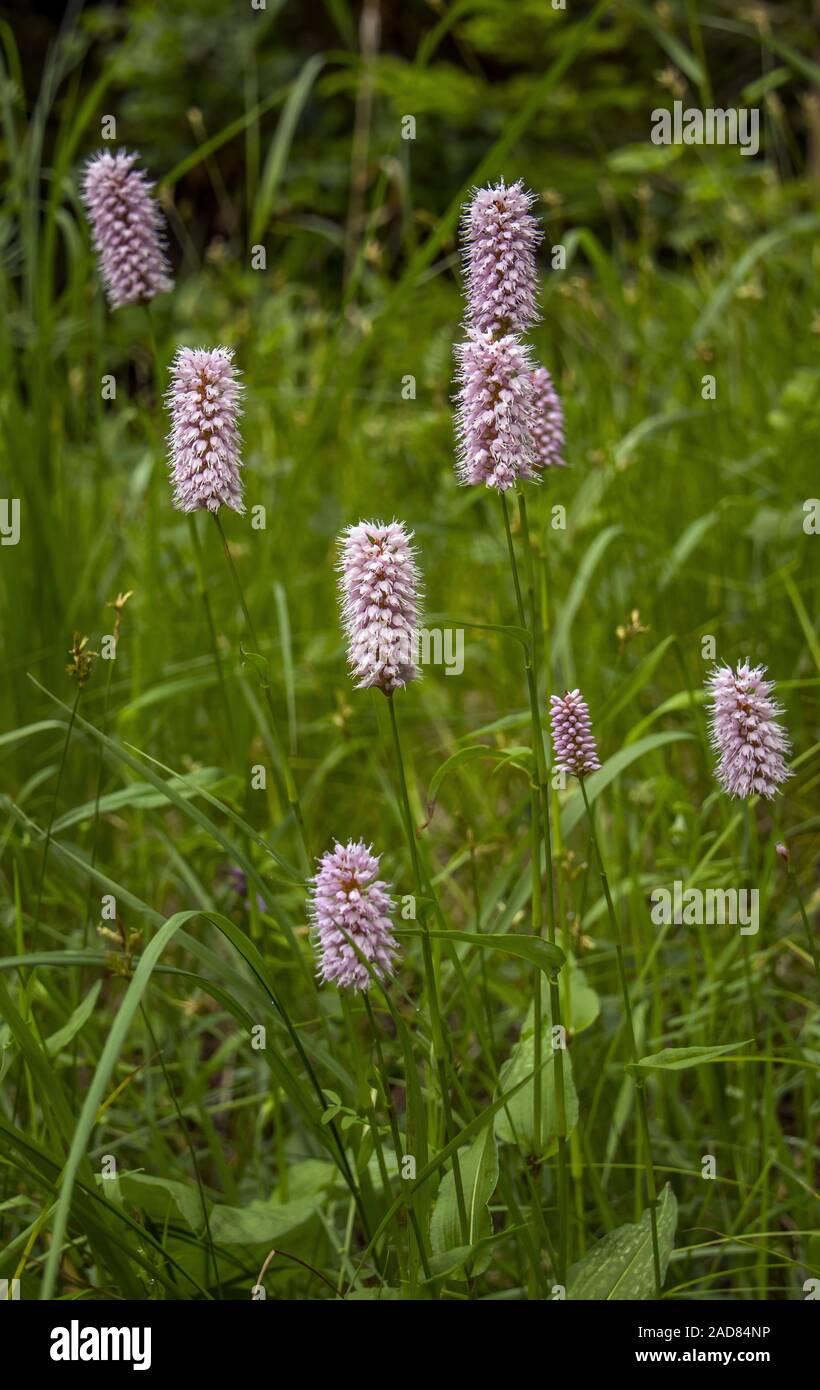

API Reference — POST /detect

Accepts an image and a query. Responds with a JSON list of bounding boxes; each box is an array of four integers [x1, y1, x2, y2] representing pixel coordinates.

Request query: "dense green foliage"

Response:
[[0, 0, 817, 1300]]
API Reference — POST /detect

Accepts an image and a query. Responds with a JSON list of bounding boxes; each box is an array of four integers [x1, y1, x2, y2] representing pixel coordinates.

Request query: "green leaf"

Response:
[[599, 636, 676, 728], [567, 1184, 678, 1299], [658, 512, 719, 592], [209, 1196, 316, 1246], [560, 732, 695, 838], [396, 930, 564, 977], [250, 53, 326, 244], [495, 977, 579, 1155], [633, 1041, 752, 1072], [425, 744, 534, 817], [44, 982, 102, 1057], [111, 1172, 206, 1235], [437, 617, 531, 651], [431, 1125, 498, 1277]]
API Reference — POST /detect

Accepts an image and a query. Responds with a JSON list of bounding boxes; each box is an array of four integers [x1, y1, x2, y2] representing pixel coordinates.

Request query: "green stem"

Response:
[[386, 692, 469, 1245], [787, 863, 818, 982], [502, 492, 570, 1284], [579, 776, 662, 1296], [188, 512, 236, 758], [364, 993, 431, 1282], [212, 510, 309, 869]]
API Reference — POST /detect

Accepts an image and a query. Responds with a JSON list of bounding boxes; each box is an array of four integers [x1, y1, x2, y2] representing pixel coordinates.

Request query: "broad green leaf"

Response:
[[209, 1196, 315, 1245], [633, 1041, 752, 1072], [431, 1124, 498, 1277], [108, 1172, 206, 1235], [564, 954, 600, 1035], [495, 978, 579, 1155], [567, 1184, 678, 1299]]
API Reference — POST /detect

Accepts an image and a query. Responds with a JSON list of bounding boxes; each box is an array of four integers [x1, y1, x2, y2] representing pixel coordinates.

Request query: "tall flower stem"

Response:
[[363, 993, 431, 1282], [188, 512, 237, 759], [786, 860, 818, 983], [212, 511, 309, 869], [501, 491, 569, 1283], [579, 776, 662, 1296], [386, 692, 469, 1243]]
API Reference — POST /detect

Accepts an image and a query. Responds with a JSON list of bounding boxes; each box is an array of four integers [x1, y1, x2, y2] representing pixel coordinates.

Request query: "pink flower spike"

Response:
[[310, 840, 399, 992], [706, 661, 791, 800], [454, 330, 537, 491], [549, 689, 601, 778], [166, 347, 245, 515], [82, 149, 173, 309], [338, 520, 422, 695], [462, 179, 542, 335], [530, 366, 566, 470]]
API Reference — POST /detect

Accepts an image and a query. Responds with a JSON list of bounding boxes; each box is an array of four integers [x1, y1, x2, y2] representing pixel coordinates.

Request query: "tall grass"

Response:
[[0, 3, 817, 1300]]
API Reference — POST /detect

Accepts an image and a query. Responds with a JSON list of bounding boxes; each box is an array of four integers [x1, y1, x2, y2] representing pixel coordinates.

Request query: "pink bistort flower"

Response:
[[530, 366, 566, 470], [706, 661, 791, 800], [82, 150, 173, 309], [462, 179, 542, 335], [454, 330, 537, 491], [550, 689, 601, 778], [166, 347, 245, 514], [310, 840, 399, 992], [338, 520, 422, 694]]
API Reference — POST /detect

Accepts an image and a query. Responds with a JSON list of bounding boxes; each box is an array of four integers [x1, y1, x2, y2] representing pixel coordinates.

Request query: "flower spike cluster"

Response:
[[454, 178, 566, 489], [706, 661, 791, 800], [166, 346, 245, 514], [338, 520, 422, 694], [82, 149, 173, 309], [310, 841, 399, 992], [550, 689, 601, 778]]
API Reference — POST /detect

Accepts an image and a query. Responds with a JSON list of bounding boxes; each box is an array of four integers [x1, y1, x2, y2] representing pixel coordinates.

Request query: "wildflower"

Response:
[[454, 330, 536, 491], [166, 347, 245, 514], [529, 366, 566, 470], [82, 150, 173, 309], [706, 661, 791, 800], [310, 840, 399, 992], [462, 179, 541, 335], [549, 689, 601, 777], [338, 520, 421, 694]]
